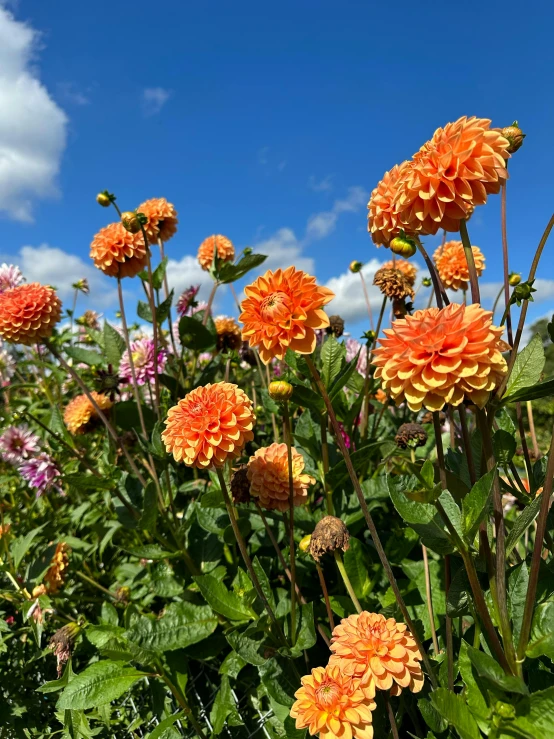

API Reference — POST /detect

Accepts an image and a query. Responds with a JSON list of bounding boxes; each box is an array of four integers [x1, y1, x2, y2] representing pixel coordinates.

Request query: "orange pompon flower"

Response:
[[434, 240, 485, 291], [396, 116, 510, 236], [329, 612, 424, 697], [215, 316, 242, 352], [64, 392, 113, 435], [367, 161, 412, 246], [290, 665, 376, 739], [32, 543, 71, 597], [382, 259, 417, 287], [138, 197, 178, 244], [90, 222, 148, 279], [247, 442, 315, 511], [197, 235, 235, 271], [0, 283, 62, 345], [240, 267, 335, 364], [162, 382, 255, 468], [372, 303, 509, 412]]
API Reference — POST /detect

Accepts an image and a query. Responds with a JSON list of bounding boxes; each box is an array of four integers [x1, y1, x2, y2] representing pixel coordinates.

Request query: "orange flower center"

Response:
[[316, 680, 340, 708], [260, 291, 291, 322]]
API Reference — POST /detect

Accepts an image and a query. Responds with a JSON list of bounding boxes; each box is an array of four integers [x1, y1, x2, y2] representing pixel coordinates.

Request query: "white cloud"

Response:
[[0, 7, 67, 221], [308, 174, 333, 192], [0, 244, 118, 308], [324, 260, 387, 323], [305, 186, 367, 241], [165, 254, 230, 315], [253, 228, 314, 274], [142, 87, 171, 116]]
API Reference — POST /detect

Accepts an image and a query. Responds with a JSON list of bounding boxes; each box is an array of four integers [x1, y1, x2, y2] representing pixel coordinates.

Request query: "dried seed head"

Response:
[[395, 422, 428, 449], [309, 516, 350, 562], [230, 466, 251, 505], [326, 315, 345, 338], [49, 622, 81, 677], [373, 268, 415, 301]]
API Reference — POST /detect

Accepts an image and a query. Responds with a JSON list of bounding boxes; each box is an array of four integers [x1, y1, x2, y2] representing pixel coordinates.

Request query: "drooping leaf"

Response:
[[462, 466, 496, 543], [65, 346, 104, 367], [505, 494, 543, 557], [103, 321, 126, 366], [57, 661, 148, 710], [125, 602, 217, 653], [193, 574, 256, 621]]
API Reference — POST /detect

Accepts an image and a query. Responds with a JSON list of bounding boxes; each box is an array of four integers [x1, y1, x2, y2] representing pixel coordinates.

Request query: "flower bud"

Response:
[[389, 235, 417, 258], [349, 261, 363, 274], [299, 534, 312, 553], [72, 278, 90, 294], [121, 211, 142, 234], [268, 380, 293, 402], [508, 272, 521, 286], [96, 192, 112, 207], [243, 247, 253, 256], [422, 277, 432, 287], [500, 122, 525, 154], [309, 516, 350, 562]]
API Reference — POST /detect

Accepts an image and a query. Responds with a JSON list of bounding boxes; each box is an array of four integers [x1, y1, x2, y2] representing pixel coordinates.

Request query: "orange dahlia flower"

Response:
[[367, 161, 411, 246], [0, 283, 62, 345], [33, 542, 71, 597], [138, 197, 178, 244], [64, 392, 113, 435], [372, 303, 509, 412], [90, 222, 148, 279], [215, 316, 242, 352], [329, 612, 424, 697], [197, 235, 235, 271], [162, 382, 255, 468], [395, 116, 509, 236], [240, 267, 334, 364], [247, 442, 315, 511], [382, 259, 417, 287], [433, 240, 485, 291], [290, 665, 376, 739]]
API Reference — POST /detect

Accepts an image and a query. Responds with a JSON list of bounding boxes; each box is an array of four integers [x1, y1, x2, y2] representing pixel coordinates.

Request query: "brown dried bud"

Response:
[[230, 466, 251, 505], [240, 342, 257, 367], [395, 422, 428, 449], [49, 622, 80, 677], [389, 235, 417, 258], [268, 380, 293, 402], [392, 298, 408, 319], [121, 211, 142, 234], [349, 260, 363, 273], [326, 315, 345, 338], [373, 268, 414, 301], [309, 516, 350, 562]]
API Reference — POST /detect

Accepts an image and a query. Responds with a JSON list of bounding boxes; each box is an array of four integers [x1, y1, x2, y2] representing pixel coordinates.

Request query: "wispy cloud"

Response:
[[57, 82, 90, 106], [305, 186, 367, 241], [142, 87, 172, 116], [257, 146, 269, 165], [308, 174, 333, 192]]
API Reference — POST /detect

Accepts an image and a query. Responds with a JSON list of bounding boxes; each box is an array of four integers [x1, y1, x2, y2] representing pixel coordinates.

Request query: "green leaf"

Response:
[[290, 383, 324, 413], [115, 400, 156, 433], [418, 698, 448, 734], [501, 377, 554, 404], [504, 333, 545, 399], [388, 473, 436, 525], [125, 602, 217, 653], [151, 256, 168, 291], [328, 350, 362, 400], [11, 524, 46, 569], [217, 253, 267, 283], [505, 494, 543, 557], [458, 640, 490, 730], [156, 290, 174, 324], [193, 574, 256, 621], [137, 300, 153, 323], [120, 544, 177, 560], [466, 644, 528, 695], [178, 315, 217, 351], [503, 686, 554, 735], [527, 600, 554, 660], [103, 321, 126, 366], [493, 429, 517, 465], [65, 346, 104, 367], [447, 567, 471, 617], [139, 483, 158, 533], [321, 337, 344, 388], [253, 557, 276, 611], [326, 442, 381, 490], [57, 660, 147, 710], [226, 627, 269, 666], [430, 688, 481, 739], [210, 676, 239, 735], [293, 603, 316, 655], [146, 712, 185, 739], [63, 474, 114, 491], [343, 538, 372, 599], [220, 650, 247, 678], [462, 466, 496, 543], [259, 656, 298, 706], [508, 562, 528, 647]]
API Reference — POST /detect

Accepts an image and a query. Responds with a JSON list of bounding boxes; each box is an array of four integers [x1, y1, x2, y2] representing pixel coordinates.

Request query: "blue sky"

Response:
[[0, 0, 553, 340]]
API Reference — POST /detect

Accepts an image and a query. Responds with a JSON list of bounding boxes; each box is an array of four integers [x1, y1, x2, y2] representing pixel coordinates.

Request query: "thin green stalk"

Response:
[[358, 270, 375, 331], [159, 669, 206, 739], [422, 545, 439, 654], [142, 235, 162, 422], [157, 237, 178, 357], [491, 285, 504, 323], [316, 562, 335, 633], [500, 178, 513, 343], [384, 692, 400, 739], [320, 414, 333, 514], [416, 242, 449, 308], [283, 401, 297, 643], [459, 220, 480, 305], [334, 550, 362, 613], [305, 355, 438, 689], [202, 281, 219, 326]]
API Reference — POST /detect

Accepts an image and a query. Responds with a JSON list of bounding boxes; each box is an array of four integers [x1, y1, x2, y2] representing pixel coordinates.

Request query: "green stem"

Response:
[[283, 402, 297, 644], [416, 242, 449, 308], [142, 234, 162, 422], [358, 270, 375, 331], [334, 550, 362, 614], [305, 355, 438, 689], [459, 220, 480, 305], [384, 692, 400, 739], [159, 669, 206, 739]]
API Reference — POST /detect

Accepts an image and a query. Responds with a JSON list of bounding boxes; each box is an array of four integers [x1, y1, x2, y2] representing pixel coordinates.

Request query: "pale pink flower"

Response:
[[19, 453, 61, 496], [120, 337, 167, 386], [0, 264, 24, 294], [0, 425, 41, 465]]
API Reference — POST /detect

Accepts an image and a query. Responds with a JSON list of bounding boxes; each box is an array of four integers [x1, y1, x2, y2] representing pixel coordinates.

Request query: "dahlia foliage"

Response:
[[2, 118, 554, 739]]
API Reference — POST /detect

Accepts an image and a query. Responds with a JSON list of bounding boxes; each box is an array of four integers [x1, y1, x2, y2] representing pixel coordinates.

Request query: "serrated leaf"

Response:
[[321, 337, 344, 388], [65, 346, 104, 367], [193, 574, 256, 621], [11, 524, 46, 570], [527, 600, 554, 660], [226, 628, 269, 666], [103, 321, 126, 366], [293, 603, 316, 654], [504, 333, 545, 399], [462, 466, 496, 543], [505, 494, 543, 556], [388, 473, 436, 525], [125, 602, 217, 653], [156, 290, 174, 325], [137, 300, 153, 323], [63, 474, 114, 491], [502, 377, 554, 404], [57, 661, 147, 710]]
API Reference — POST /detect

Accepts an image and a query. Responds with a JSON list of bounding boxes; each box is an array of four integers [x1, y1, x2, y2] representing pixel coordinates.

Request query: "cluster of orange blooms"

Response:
[[32, 543, 70, 597], [63, 392, 113, 435], [367, 116, 510, 245], [291, 612, 424, 739]]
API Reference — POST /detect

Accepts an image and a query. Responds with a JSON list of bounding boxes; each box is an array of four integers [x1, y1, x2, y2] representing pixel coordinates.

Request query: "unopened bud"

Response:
[[299, 535, 312, 553], [349, 261, 363, 274], [96, 192, 112, 207], [268, 380, 293, 402], [243, 247, 253, 256], [309, 516, 350, 562], [121, 211, 142, 234], [389, 234, 417, 258], [500, 122, 525, 154], [422, 277, 432, 287], [508, 273, 521, 286]]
